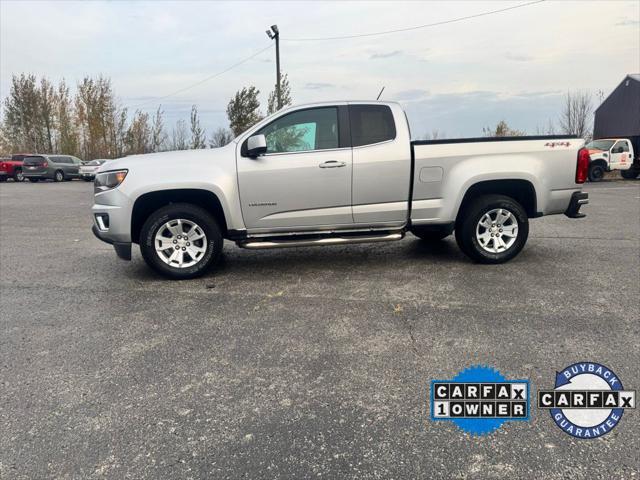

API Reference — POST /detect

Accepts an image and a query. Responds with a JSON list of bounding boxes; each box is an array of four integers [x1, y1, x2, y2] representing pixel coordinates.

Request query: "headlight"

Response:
[[94, 170, 128, 193]]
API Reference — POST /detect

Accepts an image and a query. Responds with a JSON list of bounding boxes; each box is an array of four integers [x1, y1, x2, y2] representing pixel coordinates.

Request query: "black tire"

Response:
[[411, 227, 451, 242], [82, 177, 93, 182], [54, 170, 64, 182], [588, 164, 605, 182], [620, 168, 639, 180], [139, 203, 223, 280], [28, 178, 39, 183], [13, 168, 24, 182], [455, 194, 529, 264], [0, 176, 6, 182]]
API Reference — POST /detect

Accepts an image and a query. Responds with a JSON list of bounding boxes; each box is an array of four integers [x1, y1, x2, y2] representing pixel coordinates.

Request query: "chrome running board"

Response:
[[237, 231, 404, 250]]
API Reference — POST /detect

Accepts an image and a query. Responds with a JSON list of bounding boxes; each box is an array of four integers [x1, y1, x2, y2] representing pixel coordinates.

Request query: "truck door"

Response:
[[610, 140, 630, 169], [349, 104, 411, 224], [237, 106, 353, 231]]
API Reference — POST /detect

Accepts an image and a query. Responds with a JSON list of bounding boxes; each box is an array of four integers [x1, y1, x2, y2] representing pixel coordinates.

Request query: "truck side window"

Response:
[[257, 107, 339, 154], [614, 141, 629, 153], [349, 105, 396, 147]]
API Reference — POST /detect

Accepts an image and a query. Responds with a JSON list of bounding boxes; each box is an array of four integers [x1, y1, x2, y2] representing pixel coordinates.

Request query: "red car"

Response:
[[0, 153, 32, 182]]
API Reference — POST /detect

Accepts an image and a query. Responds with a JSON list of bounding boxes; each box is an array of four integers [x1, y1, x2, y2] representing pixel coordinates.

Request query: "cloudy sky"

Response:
[[1, 0, 638, 138]]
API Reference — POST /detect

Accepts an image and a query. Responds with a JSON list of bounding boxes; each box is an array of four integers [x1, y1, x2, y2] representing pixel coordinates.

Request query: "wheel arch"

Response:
[[589, 158, 608, 170], [131, 189, 228, 244], [455, 179, 537, 225]]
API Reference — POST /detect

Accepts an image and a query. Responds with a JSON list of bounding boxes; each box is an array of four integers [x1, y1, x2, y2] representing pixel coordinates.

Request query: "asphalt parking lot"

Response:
[[1, 179, 638, 479]]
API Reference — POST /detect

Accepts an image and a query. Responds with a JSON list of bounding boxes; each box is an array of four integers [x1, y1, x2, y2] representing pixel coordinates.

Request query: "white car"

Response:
[[79, 159, 109, 181]]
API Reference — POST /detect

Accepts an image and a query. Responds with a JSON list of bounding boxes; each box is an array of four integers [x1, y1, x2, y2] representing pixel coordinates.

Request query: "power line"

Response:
[[283, 0, 545, 42], [127, 44, 273, 109]]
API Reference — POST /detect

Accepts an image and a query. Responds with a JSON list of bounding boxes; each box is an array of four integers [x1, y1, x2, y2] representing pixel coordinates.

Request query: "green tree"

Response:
[[124, 110, 150, 155], [227, 86, 262, 136], [150, 105, 167, 152], [190, 105, 206, 149], [1, 74, 43, 152], [56, 80, 79, 156], [267, 73, 293, 115], [483, 120, 525, 137], [39, 77, 56, 153]]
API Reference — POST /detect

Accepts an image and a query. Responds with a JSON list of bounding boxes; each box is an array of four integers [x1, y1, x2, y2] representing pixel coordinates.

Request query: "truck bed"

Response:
[[409, 135, 584, 226]]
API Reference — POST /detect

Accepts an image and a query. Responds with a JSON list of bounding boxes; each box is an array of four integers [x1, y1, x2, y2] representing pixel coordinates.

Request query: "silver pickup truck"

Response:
[[92, 101, 590, 279]]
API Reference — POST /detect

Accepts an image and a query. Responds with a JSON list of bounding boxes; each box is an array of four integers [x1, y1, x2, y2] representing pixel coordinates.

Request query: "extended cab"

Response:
[[91, 101, 590, 279], [584, 138, 636, 181]]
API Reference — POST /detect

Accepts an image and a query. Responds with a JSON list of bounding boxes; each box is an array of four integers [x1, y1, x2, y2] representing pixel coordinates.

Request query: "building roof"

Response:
[[595, 74, 640, 113]]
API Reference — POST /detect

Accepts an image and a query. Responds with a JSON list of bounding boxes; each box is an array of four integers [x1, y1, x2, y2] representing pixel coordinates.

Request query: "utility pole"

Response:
[[266, 25, 281, 110]]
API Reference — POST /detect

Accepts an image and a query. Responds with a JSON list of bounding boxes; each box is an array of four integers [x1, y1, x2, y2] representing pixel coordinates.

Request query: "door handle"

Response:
[[319, 161, 346, 168]]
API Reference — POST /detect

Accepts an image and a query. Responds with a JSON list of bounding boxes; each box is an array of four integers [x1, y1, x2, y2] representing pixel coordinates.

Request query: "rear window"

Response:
[[23, 156, 46, 165], [349, 105, 396, 147]]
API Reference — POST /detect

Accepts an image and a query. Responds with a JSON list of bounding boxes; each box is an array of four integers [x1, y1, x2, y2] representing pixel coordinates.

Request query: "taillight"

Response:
[[575, 147, 590, 184], [42, 162, 48, 167]]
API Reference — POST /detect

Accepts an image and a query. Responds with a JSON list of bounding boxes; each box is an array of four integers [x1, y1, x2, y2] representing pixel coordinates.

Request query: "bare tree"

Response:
[[209, 127, 234, 148], [419, 129, 446, 140], [558, 90, 593, 140], [171, 119, 189, 151]]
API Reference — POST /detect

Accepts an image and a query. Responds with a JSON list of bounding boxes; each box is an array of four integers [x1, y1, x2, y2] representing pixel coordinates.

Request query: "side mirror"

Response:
[[247, 134, 267, 158]]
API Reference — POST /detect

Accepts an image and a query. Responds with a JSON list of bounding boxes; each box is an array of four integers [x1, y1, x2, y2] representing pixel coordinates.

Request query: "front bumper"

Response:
[[564, 191, 588, 218], [92, 224, 132, 260]]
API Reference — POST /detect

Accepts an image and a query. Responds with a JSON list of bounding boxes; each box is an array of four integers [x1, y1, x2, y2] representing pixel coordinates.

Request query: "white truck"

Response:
[[91, 101, 590, 279], [584, 138, 637, 181]]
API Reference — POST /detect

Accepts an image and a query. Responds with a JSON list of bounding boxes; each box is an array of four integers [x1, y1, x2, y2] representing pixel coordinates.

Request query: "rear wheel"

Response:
[[588, 164, 605, 182], [139, 203, 223, 280], [13, 169, 24, 182], [620, 167, 639, 179], [54, 170, 64, 182], [455, 194, 529, 264]]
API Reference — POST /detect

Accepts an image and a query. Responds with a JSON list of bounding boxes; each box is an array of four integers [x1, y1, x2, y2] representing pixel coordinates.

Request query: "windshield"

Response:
[[585, 140, 615, 151]]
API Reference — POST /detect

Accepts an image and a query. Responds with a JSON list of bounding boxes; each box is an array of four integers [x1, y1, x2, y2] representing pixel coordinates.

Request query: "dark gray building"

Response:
[[593, 74, 640, 141]]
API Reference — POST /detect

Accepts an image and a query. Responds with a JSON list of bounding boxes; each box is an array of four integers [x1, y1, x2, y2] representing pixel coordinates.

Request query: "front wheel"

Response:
[[13, 169, 24, 182], [588, 164, 605, 182], [455, 195, 529, 264], [139, 203, 223, 280]]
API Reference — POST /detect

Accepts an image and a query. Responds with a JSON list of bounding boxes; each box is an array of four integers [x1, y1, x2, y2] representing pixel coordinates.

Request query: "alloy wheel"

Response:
[[475, 208, 518, 253], [154, 219, 208, 268]]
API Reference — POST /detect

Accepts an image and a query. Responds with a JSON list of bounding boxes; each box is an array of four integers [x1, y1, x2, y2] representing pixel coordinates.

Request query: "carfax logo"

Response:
[[430, 365, 530, 436], [538, 362, 635, 439]]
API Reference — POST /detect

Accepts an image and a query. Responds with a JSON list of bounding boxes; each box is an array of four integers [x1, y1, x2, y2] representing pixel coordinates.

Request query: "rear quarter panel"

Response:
[[411, 139, 584, 224]]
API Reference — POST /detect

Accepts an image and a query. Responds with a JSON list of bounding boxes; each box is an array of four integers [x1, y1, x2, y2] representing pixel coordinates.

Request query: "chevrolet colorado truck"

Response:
[[91, 101, 590, 279]]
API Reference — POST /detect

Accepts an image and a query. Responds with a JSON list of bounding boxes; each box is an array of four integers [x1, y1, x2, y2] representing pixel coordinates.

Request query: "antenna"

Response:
[[376, 86, 385, 100]]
